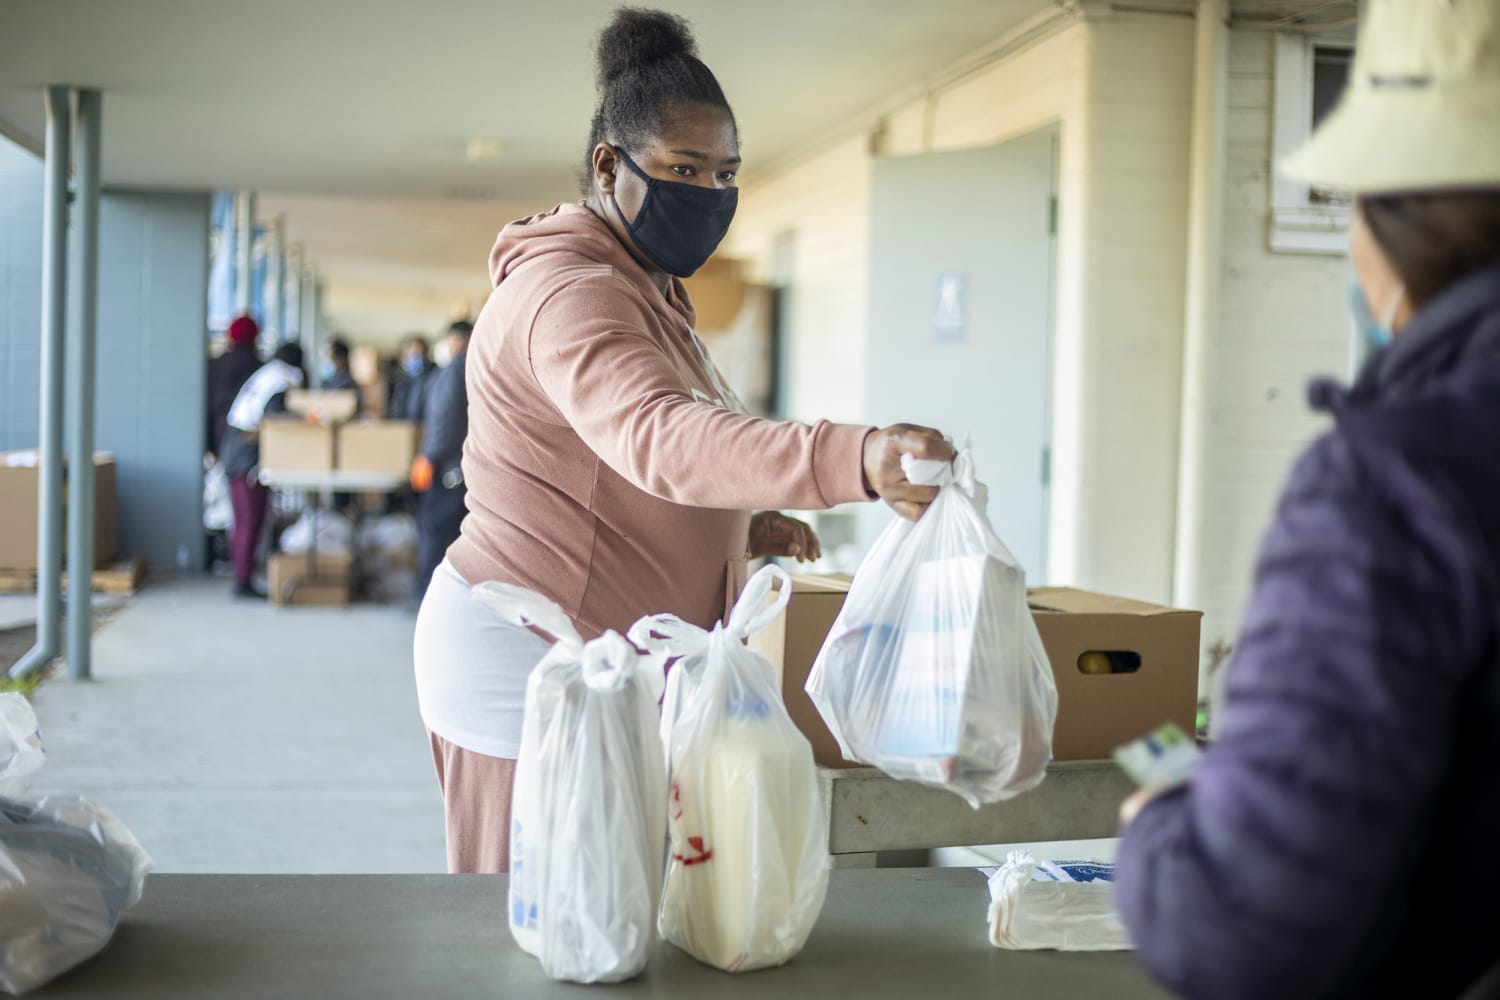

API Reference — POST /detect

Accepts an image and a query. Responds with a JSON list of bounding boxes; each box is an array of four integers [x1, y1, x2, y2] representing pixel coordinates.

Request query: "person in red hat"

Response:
[[206, 315, 263, 459]]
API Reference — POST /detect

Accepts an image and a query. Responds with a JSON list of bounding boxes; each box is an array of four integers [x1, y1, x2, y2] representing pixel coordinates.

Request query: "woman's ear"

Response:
[[592, 144, 619, 197]]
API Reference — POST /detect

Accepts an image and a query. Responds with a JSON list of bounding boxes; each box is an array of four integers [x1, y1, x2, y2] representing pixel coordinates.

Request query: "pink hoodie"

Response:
[[446, 203, 874, 638]]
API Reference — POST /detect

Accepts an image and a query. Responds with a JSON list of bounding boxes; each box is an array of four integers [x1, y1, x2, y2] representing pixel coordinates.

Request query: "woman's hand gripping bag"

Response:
[[471, 584, 667, 984], [629, 566, 828, 974], [805, 450, 1058, 808]]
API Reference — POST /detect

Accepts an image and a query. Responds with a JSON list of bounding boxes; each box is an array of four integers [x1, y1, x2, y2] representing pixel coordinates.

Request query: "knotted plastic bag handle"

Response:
[[580, 629, 664, 702], [726, 564, 793, 638], [471, 581, 583, 651], [901, 446, 979, 499]]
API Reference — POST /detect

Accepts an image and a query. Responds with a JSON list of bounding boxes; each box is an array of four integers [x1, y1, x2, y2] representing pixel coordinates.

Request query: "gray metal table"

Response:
[[821, 762, 1135, 866], [33, 870, 1168, 999]]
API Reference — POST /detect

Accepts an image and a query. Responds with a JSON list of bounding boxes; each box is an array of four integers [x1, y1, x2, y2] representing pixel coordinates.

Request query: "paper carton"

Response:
[[870, 555, 1025, 780], [1028, 588, 1201, 760], [338, 421, 419, 478], [762, 575, 1202, 764], [268, 550, 353, 607], [0, 452, 118, 571], [747, 574, 861, 769], [260, 420, 335, 472], [285, 388, 359, 423]]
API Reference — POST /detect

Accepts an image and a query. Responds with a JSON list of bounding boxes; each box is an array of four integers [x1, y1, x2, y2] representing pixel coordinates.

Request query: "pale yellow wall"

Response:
[[723, 134, 874, 425], [727, 13, 1195, 602], [1068, 15, 1195, 602], [1194, 27, 1349, 647]]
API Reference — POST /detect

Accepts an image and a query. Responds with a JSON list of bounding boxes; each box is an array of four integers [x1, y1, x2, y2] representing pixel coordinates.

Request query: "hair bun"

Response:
[[595, 7, 697, 88]]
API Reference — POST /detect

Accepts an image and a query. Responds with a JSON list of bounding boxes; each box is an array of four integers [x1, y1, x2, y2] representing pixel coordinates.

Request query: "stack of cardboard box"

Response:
[[258, 390, 420, 607], [0, 452, 119, 574]]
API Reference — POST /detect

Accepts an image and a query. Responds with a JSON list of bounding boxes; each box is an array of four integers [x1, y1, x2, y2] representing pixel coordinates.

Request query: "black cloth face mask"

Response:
[[610, 146, 738, 278]]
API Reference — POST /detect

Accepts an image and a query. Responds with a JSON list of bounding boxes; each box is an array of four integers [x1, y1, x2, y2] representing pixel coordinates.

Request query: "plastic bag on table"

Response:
[[471, 583, 666, 985], [0, 694, 151, 995], [987, 850, 1130, 951], [629, 566, 828, 974], [805, 449, 1058, 808]]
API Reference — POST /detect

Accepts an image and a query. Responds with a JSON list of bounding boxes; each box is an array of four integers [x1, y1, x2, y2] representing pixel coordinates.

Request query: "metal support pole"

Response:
[[300, 264, 318, 357], [234, 191, 255, 317], [11, 87, 72, 681], [65, 88, 102, 682], [287, 244, 303, 344], [269, 216, 286, 342]]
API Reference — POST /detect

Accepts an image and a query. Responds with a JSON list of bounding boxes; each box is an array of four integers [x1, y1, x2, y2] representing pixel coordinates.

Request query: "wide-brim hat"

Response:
[[1282, 0, 1500, 194]]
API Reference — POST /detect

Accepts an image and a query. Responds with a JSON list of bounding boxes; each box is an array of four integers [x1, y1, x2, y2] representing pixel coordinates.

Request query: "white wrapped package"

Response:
[[987, 851, 1131, 951], [471, 584, 666, 985], [0, 694, 151, 995], [630, 566, 828, 974], [806, 450, 1058, 807]]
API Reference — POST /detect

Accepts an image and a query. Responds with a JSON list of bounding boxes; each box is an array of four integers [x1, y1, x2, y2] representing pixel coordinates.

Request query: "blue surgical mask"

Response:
[[1350, 278, 1405, 353], [402, 356, 425, 378], [318, 361, 336, 383]]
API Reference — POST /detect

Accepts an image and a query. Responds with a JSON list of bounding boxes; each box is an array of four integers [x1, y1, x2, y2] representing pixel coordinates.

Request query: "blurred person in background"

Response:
[[206, 314, 262, 459], [1115, 3, 1500, 998], [388, 335, 436, 422], [320, 336, 364, 415], [218, 343, 306, 599], [411, 320, 474, 599]]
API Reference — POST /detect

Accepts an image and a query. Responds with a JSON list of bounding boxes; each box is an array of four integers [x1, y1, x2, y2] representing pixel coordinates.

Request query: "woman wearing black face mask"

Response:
[[412, 6, 954, 874]]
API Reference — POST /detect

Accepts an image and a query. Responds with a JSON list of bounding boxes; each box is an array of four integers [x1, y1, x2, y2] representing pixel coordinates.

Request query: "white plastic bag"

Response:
[[0, 694, 152, 995], [806, 450, 1058, 807], [278, 510, 353, 555], [471, 583, 666, 985], [987, 851, 1130, 951], [629, 566, 829, 974]]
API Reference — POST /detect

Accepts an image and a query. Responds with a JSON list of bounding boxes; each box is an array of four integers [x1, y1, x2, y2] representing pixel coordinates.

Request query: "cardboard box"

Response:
[[268, 550, 353, 607], [1028, 588, 1202, 760], [748, 573, 862, 769], [338, 420, 419, 478], [753, 574, 1202, 766], [260, 420, 335, 472], [285, 388, 359, 423], [0, 451, 118, 571]]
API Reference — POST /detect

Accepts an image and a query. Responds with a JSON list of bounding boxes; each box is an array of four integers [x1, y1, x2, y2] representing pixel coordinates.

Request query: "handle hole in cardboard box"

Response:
[[1076, 651, 1142, 675]]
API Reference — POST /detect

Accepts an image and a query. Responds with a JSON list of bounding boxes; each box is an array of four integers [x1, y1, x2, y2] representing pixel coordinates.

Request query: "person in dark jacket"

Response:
[[206, 315, 262, 458], [412, 321, 472, 597], [387, 335, 436, 423], [1115, 5, 1500, 999], [320, 336, 364, 415]]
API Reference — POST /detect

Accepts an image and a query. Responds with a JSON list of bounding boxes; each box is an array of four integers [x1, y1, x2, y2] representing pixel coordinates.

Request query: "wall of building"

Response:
[[0, 136, 45, 451], [726, 12, 1196, 603], [0, 138, 210, 572], [1193, 26, 1350, 648], [95, 190, 212, 572]]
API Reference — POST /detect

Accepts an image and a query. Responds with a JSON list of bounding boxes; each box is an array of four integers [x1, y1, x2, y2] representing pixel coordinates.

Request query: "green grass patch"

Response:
[[0, 664, 55, 698]]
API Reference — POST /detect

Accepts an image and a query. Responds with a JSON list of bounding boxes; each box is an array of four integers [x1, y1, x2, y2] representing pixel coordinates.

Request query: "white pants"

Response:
[[413, 559, 551, 760]]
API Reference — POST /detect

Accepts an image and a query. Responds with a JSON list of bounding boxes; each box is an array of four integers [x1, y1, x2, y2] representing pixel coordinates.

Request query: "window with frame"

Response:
[[1270, 33, 1355, 254]]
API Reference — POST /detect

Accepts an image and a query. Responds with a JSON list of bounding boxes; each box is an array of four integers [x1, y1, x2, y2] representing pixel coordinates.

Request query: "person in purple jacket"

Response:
[[1114, 3, 1500, 999]]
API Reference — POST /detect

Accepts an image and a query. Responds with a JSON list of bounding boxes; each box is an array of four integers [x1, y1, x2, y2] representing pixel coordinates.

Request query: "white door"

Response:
[[863, 128, 1057, 580]]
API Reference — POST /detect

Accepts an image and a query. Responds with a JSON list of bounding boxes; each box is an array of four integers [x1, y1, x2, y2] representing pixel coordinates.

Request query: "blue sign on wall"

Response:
[[933, 271, 967, 344]]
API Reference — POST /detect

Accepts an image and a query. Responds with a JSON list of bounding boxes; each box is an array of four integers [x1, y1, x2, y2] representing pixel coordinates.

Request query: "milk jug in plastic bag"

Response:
[[630, 566, 828, 973], [806, 449, 1058, 807], [472, 583, 667, 984]]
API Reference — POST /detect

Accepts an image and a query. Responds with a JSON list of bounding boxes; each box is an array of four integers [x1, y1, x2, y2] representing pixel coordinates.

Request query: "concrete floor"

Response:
[[22, 577, 445, 874]]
